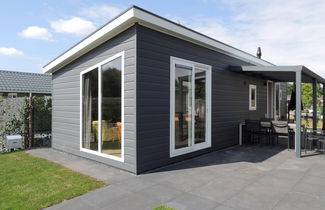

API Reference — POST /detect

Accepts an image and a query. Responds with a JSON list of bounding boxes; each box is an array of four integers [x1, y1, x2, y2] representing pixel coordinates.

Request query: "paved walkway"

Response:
[[28, 146, 325, 210]]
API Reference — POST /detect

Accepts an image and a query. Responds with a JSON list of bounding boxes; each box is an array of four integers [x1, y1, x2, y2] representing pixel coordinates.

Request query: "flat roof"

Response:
[[230, 65, 325, 84], [43, 5, 274, 74]]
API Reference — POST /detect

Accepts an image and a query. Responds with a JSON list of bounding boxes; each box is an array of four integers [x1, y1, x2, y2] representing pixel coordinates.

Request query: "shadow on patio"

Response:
[[145, 145, 295, 174]]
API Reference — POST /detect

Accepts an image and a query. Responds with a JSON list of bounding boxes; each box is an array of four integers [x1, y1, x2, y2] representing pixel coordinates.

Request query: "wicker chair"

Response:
[[271, 121, 291, 150]]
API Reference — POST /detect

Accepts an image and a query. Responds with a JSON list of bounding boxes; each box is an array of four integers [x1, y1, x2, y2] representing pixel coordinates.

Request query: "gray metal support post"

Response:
[[295, 71, 301, 158]]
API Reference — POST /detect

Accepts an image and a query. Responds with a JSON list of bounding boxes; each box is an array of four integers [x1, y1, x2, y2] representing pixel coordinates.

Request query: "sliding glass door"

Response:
[[170, 57, 211, 157]]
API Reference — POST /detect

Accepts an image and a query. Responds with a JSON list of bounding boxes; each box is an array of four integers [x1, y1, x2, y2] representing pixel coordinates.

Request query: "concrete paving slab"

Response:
[[273, 192, 325, 210], [165, 193, 219, 210], [27, 146, 325, 210]]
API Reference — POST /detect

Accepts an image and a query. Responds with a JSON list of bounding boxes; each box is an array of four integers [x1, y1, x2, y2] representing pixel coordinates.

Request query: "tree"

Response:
[[287, 83, 322, 110]]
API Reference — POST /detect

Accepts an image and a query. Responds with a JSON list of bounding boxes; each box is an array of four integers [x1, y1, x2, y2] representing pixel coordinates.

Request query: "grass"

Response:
[[152, 205, 176, 210], [301, 118, 323, 129], [0, 151, 106, 210]]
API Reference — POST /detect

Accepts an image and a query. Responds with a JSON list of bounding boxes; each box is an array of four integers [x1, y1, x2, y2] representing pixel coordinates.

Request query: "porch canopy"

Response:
[[230, 65, 325, 158]]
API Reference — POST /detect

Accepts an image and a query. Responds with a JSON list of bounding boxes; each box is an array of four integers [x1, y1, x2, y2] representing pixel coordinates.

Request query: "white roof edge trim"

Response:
[[240, 65, 303, 72], [43, 8, 135, 73], [43, 6, 273, 73]]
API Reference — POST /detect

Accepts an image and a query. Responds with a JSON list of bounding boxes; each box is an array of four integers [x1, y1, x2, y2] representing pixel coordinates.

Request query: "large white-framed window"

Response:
[[170, 56, 212, 157], [249, 84, 257, 111], [80, 51, 124, 162]]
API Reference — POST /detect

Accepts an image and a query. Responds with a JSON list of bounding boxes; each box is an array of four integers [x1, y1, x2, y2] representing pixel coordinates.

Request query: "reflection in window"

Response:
[[82, 68, 98, 151], [249, 84, 257, 110], [195, 69, 206, 144], [101, 57, 122, 157], [174, 64, 192, 149]]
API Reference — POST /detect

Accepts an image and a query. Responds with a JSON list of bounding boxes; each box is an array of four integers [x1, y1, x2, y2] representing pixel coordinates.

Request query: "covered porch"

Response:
[[231, 65, 325, 158]]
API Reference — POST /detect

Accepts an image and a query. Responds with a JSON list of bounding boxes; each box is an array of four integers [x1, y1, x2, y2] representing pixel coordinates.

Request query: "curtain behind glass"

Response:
[[82, 69, 98, 151]]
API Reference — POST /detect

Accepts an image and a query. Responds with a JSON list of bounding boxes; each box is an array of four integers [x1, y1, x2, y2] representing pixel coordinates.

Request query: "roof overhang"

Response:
[[230, 65, 325, 84], [43, 6, 273, 74], [0, 90, 51, 94]]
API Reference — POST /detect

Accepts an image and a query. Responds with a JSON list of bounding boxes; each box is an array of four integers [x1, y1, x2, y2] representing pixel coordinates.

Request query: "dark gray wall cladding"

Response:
[[136, 25, 268, 173], [52, 26, 137, 173]]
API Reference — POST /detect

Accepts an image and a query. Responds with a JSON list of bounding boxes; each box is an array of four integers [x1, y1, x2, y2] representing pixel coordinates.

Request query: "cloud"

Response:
[[0, 47, 23, 56], [19, 26, 53, 41], [50, 17, 96, 35], [175, 0, 325, 76], [80, 5, 123, 25], [225, 0, 325, 76]]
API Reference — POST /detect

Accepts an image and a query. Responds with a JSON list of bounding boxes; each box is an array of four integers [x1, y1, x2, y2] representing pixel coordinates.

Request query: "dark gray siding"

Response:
[[136, 25, 269, 173], [52, 26, 137, 173]]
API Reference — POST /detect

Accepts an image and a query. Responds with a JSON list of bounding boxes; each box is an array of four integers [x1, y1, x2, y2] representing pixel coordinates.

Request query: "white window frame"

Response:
[[8, 93, 17, 98], [249, 84, 257, 111], [266, 80, 274, 118], [79, 51, 125, 162], [274, 83, 281, 119], [170, 56, 212, 158]]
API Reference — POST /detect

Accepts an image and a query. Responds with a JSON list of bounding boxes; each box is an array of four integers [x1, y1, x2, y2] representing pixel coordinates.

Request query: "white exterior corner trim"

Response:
[[44, 6, 273, 74]]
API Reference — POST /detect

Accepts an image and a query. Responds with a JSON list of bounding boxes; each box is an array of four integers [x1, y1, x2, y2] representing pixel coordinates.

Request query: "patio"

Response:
[[29, 145, 325, 210], [231, 65, 325, 159]]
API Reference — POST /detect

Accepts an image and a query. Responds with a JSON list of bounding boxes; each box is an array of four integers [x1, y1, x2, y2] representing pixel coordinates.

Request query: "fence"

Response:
[[0, 95, 51, 150]]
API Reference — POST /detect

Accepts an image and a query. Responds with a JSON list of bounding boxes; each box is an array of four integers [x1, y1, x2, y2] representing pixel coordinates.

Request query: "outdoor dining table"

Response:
[[261, 121, 295, 146]]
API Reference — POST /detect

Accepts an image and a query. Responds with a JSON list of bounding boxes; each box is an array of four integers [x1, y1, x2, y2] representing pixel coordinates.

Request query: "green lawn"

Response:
[[153, 205, 176, 210], [0, 151, 106, 210]]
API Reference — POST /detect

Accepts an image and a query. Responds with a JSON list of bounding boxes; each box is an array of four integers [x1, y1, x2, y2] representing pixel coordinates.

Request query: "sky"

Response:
[[1, 0, 325, 76]]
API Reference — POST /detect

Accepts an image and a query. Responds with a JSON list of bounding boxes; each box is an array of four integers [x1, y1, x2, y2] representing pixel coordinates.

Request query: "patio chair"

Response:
[[260, 118, 273, 144], [271, 121, 291, 150], [318, 137, 325, 155], [305, 130, 318, 153], [245, 120, 268, 144], [305, 130, 325, 155]]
